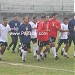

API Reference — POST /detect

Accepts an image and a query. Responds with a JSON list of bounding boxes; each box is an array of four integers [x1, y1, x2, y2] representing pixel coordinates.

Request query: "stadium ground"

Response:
[[0, 35, 75, 75]]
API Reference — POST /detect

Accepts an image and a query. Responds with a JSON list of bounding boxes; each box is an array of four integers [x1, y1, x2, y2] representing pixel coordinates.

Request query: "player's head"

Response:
[[42, 15, 47, 22], [63, 17, 69, 24], [14, 15, 19, 20], [52, 13, 58, 20], [23, 16, 29, 24], [46, 16, 49, 21], [41, 14, 48, 22], [33, 16, 38, 23], [43, 15, 49, 22], [41, 14, 46, 20], [3, 17, 8, 26]]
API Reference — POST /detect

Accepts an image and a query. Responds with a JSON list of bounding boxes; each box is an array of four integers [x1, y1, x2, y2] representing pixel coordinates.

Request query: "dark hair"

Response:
[[3, 17, 8, 20], [52, 13, 57, 17], [23, 16, 29, 20], [41, 14, 46, 19], [14, 15, 18, 17], [23, 17, 25, 20], [63, 17, 69, 21], [33, 16, 37, 20]]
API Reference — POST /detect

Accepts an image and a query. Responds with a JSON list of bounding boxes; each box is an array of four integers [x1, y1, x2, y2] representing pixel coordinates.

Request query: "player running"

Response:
[[68, 14, 75, 57], [48, 13, 65, 60], [56, 17, 69, 58], [37, 15, 50, 61], [7, 15, 20, 53], [29, 16, 38, 57], [0, 17, 10, 61], [18, 16, 32, 62]]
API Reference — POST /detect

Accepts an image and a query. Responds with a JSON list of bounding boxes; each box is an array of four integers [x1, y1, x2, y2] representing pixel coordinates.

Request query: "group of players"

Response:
[[0, 13, 75, 62]]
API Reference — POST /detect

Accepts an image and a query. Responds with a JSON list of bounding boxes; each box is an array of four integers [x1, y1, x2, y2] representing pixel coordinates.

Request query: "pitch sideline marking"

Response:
[[0, 61, 75, 73]]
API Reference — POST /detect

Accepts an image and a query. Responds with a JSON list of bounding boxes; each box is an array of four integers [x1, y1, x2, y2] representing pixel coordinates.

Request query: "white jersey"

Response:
[[59, 23, 68, 39], [0, 24, 10, 42], [29, 21, 37, 38]]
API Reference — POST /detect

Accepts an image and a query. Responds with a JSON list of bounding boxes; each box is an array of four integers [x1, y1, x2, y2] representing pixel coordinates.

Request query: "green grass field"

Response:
[[0, 36, 75, 75]]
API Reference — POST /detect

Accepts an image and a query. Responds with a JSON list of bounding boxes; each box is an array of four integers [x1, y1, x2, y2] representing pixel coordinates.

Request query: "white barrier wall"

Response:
[[0, 0, 74, 13]]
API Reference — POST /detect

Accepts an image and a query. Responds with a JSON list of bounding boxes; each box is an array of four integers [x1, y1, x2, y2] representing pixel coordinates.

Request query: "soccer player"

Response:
[[56, 17, 69, 58], [18, 16, 32, 62], [29, 16, 38, 57], [68, 14, 75, 57], [0, 17, 10, 61], [37, 15, 50, 61], [7, 15, 20, 53], [49, 13, 64, 60]]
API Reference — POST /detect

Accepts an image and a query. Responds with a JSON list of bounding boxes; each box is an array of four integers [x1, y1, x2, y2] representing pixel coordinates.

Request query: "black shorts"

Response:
[[68, 35, 75, 46], [0, 42, 8, 47], [38, 40, 49, 47], [31, 38, 37, 43], [49, 37, 56, 43], [11, 35, 18, 44], [58, 39, 69, 46]]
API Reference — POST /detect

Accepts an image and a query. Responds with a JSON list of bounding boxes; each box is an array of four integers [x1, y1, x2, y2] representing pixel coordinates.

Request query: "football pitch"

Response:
[[0, 36, 75, 75]]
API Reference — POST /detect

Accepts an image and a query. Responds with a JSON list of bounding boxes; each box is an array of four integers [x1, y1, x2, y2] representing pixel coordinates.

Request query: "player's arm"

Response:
[[68, 20, 75, 32], [9, 21, 15, 31], [56, 25, 64, 32], [31, 26, 36, 30], [64, 29, 69, 32], [31, 23, 37, 30], [0, 29, 1, 36], [56, 22, 68, 32], [7, 24, 11, 32], [74, 26, 75, 32], [55, 21, 63, 32], [29, 24, 32, 31], [29, 22, 34, 30], [57, 27, 69, 32], [18, 25, 21, 36]]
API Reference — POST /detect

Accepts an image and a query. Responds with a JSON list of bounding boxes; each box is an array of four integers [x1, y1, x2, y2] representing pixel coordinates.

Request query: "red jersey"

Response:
[[37, 20, 43, 25], [49, 19, 61, 38], [37, 21, 49, 42]]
